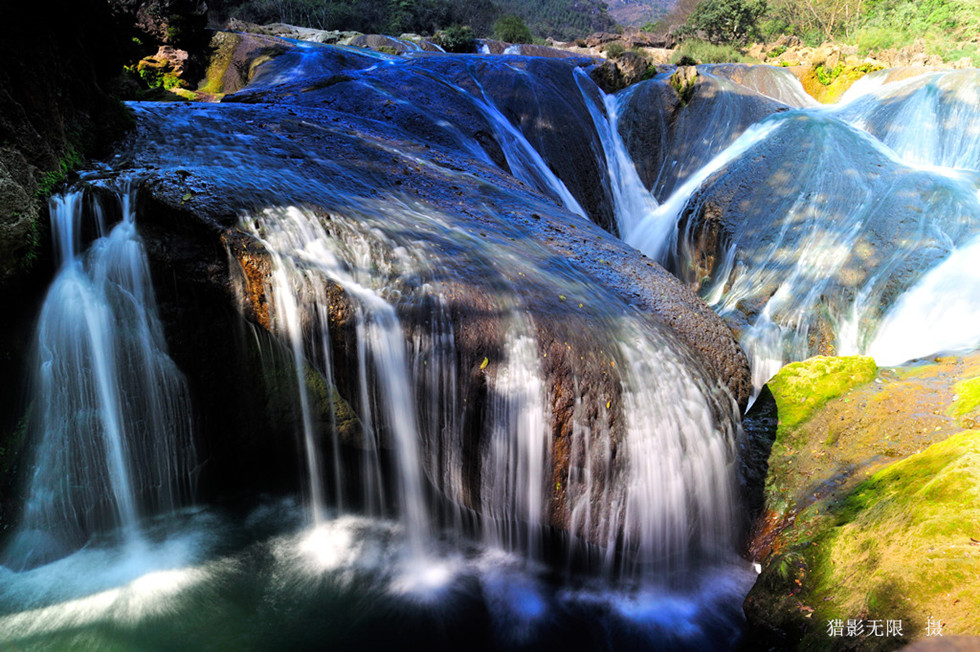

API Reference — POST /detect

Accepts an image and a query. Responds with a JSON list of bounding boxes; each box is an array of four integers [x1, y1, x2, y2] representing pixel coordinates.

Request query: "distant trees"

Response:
[[435, 25, 477, 52], [212, 0, 613, 41], [214, 0, 497, 36], [493, 15, 532, 43], [684, 0, 768, 43]]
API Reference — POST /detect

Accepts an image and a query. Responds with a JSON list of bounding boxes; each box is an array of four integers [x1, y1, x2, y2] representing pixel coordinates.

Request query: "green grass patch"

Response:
[[36, 146, 84, 198], [671, 39, 745, 64]]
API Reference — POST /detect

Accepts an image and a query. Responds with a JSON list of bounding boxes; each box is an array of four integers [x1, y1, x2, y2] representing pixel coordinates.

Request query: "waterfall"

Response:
[[0, 44, 761, 649], [481, 326, 552, 559], [241, 206, 434, 558], [574, 69, 659, 239], [2, 183, 196, 570], [463, 75, 588, 218], [839, 69, 980, 172], [562, 323, 738, 580], [592, 66, 980, 387]]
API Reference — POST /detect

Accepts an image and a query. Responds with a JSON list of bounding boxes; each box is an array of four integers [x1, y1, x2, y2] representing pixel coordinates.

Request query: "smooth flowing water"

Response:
[[0, 44, 808, 652], [2, 183, 196, 571], [593, 65, 980, 391]]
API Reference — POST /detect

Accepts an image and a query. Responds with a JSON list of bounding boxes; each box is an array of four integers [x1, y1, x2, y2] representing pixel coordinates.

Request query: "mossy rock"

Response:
[[768, 355, 878, 431], [748, 431, 980, 649], [799, 63, 885, 104], [748, 352, 980, 648], [669, 65, 698, 104], [951, 376, 980, 420]]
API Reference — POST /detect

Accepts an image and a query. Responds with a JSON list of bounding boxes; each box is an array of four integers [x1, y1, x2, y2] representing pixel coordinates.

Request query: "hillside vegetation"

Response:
[[210, 0, 613, 40], [665, 0, 980, 65]]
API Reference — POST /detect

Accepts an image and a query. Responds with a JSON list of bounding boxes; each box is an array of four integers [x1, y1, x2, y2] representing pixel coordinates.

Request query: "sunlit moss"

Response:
[[951, 376, 980, 417], [767, 355, 877, 431]]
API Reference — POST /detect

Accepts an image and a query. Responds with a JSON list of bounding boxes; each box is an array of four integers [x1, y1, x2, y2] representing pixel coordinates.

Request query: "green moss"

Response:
[[304, 365, 360, 444], [671, 39, 745, 64], [35, 146, 84, 198], [753, 431, 980, 647], [19, 212, 42, 272], [1, 411, 30, 482], [767, 355, 878, 431], [669, 67, 698, 104], [802, 62, 884, 103], [814, 62, 843, 86], [951, 376, 980, 417]]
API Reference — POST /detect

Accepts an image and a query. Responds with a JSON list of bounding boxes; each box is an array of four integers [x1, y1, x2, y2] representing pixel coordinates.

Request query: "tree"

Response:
[[493, 14, 532, 43], [685, 0, 768, 43], [435, 24, 477, 52]]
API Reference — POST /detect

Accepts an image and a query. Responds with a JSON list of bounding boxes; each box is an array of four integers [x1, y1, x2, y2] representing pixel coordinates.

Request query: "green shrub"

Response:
[[767, 44, 787, 56], [435, 24, 476, 53], [672, 39, 745, 64], [493, 15, 532, 43], [685, 0, 768, 44], [945, 42, 980, 66], [814, 61, 843, 85], [604, 41, 626, 58], [36, 147, 84, 198]]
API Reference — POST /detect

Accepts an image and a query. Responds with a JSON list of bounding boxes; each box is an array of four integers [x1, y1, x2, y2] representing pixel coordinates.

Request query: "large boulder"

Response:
[[617, 65, 792, 200], [664, 110, 980, 384], [113, 39, 752, 556], [227, 43, 620, 234], [109, 0, 209, 49]]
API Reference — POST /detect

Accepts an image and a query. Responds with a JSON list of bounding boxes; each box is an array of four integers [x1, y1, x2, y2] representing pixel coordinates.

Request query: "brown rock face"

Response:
[[109, 0, 209, 48]]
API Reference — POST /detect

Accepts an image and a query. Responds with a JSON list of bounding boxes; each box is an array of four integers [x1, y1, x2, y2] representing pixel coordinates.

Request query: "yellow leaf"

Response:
[[479, 357, 488, 370]]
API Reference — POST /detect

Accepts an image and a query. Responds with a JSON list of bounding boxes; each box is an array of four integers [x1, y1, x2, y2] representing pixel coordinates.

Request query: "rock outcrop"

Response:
[[111, 39, 752, 551], [617, 65, 789, 199]]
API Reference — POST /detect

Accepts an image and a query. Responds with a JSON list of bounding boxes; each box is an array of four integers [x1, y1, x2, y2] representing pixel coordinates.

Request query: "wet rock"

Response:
[[670, 110, 980, 363], [231, 50, 618, 234], [584, 32, 622, 48], [346, 34, 416, 54], [195, 31, 290, 98], [669, 65, 698, 103], [588, 60, 626, 93], [109, 0, 208, 49], [618, 65, 788, 198], [119, 41, 751, 543]]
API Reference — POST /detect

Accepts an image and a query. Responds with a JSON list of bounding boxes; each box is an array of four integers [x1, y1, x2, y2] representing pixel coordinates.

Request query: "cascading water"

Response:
[[2, 183, 196, 570], [242, 206, 434, 559], [465, 75, 588, 218], [838, 68, 980, 170], [481, 325, 552, 559], [597, 65, 980, 391], [575, 68, 659, 239], [3, 42, 757, 651]]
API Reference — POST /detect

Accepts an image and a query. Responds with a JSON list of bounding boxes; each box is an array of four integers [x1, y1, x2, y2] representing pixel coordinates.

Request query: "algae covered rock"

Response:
[[745, 353, 980, 649], [799, 62, 884, 104], [768, 355, 877, 430]]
